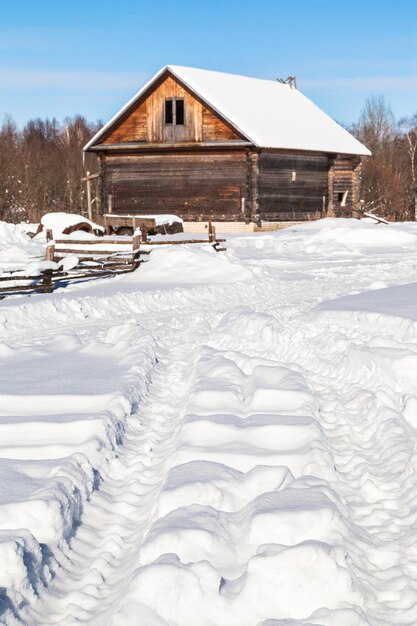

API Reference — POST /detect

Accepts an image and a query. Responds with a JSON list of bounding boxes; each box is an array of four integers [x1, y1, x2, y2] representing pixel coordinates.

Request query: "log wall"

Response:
[[331, 156, 362, 216], [102, 151, 248, 221], [258, 153, 329, 221]]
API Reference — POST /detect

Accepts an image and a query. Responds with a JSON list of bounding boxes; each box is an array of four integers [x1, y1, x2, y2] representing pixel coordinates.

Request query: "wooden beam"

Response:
[[45, 244, 55, 262], [54, 238, 134, 245], [250, 152, 260, 222], [327, 159, 335, 216], [143, 238, 226, 246], [86, 171, 93, 220], [81, 172, 100, 182]]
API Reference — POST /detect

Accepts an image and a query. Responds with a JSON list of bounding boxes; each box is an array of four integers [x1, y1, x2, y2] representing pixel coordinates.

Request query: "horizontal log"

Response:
[[54, 238, 134, 245], [144, 239, 226, 246], [0, 271, 68, 282], [54, 248, 135, 256]]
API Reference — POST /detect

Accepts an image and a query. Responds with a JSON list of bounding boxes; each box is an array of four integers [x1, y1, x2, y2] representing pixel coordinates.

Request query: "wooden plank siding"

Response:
[[103, 151, 248, 221], [202, 106, 240, 142], [104, 102, 148, 144], [258, 153, 329, 221], [103, 75, 242, 145]]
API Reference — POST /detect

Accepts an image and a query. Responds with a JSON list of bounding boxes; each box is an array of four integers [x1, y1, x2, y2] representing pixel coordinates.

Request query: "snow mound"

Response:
[[139, 244, 252, 283], [2, 217, 417, 624], [40, 212, 103, 236]]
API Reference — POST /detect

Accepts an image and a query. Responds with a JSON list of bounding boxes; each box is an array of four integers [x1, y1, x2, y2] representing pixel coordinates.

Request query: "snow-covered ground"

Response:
[[2, 218, 417, 625]]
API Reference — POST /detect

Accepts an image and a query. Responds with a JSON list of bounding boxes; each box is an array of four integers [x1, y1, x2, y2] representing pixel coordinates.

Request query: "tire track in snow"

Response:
[[20, 328, 202, 626], [5, 243, 417, 624], [286, 319, 417, 625]]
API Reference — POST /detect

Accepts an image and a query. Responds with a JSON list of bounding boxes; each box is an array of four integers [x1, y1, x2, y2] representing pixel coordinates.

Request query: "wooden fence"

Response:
[[45, 232, 142, 271], [0, 222, 226, 299]]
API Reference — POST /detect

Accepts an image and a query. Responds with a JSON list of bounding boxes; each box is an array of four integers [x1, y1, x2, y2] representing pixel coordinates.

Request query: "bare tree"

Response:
[[0, 115, 100, 223], [398, 114, 417, 220], [352, 96, 406, 219]]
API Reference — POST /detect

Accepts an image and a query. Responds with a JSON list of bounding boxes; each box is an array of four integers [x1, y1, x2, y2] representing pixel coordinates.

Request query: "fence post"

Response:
[[132, 234, 140, 269], [208, 220, 213, 242], [46, 229, 53, 242], [45, 244, 55, 262], [140, 224, 148, 243], [42, 269, 53, 294]]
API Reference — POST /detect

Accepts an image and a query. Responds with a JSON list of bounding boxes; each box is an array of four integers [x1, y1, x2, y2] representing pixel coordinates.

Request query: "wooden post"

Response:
[[86, 170, 93, 221], [140, 224, 148, 242], [327, 160, 335, 217], [250, 152, 260, 223], [132, 234, 140, 269], [352, 159, 362, 209], [42, 269, 53, 294], [45, 244, 55, 262], [46, 229, 53, 242], [208, 220, 214, 242], [211, 224, 217, 243], [132, 234, 140, 251]]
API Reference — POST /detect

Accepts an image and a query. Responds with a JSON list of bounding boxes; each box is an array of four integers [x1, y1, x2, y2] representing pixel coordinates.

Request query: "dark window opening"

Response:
[[176, 99, 184, 125], [337, 192, 344, 202], [165, 99, 173, 124], [165, 98, 184, 125]]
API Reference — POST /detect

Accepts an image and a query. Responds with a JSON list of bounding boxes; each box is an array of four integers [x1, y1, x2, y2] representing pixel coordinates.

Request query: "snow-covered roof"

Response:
[[85, 65, 370, 156]]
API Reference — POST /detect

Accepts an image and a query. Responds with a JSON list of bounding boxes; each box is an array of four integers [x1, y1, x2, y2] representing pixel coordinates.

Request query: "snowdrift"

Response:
[[0, 217, 416, 625]]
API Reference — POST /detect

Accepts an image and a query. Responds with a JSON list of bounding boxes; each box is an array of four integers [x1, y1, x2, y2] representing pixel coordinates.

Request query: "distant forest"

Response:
[[0, 115, 100, 224], [0, 96, 416, 223]]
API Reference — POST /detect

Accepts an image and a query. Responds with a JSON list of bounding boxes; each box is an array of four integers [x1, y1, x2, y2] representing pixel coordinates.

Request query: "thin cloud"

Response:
[[302, 76, 417, 91], [0, 69, 147, 91]]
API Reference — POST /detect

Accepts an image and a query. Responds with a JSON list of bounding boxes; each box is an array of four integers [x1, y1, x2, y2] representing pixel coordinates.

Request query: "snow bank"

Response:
[[0, 322, 158, 618], [0, 221, 45, 274], [40, 212, 103, 235], [138, 244, 252, 284], [2, 217, 417, 625], [229, 218, 417, 261]]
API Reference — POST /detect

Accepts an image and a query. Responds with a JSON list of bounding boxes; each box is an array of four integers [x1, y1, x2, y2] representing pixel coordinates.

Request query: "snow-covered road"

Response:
[[2, 218, 417, 625]]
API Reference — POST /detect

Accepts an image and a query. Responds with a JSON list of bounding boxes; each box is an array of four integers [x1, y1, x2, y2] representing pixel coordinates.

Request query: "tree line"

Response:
[[350, 96, 417, 221], [0, 97, 416, 224], [0, 115, 100, 224]]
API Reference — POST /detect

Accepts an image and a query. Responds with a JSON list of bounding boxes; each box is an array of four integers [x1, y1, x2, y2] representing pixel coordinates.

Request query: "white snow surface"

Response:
[[1, 217, 417, 625], [40, 212, 104, 236], [85, 65, 370, 156], [132, 213, 183, 226]]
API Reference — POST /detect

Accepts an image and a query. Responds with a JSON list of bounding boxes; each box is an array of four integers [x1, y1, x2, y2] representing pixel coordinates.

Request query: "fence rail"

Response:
[[0, 222, 226, 299]]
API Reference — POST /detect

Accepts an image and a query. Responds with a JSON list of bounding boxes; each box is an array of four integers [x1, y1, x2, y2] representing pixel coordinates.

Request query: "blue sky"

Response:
[[2, 0, 417, 127]]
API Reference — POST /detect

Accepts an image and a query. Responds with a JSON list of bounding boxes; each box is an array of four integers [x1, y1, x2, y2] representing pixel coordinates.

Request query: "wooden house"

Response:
[[84, 65, 370, 226]]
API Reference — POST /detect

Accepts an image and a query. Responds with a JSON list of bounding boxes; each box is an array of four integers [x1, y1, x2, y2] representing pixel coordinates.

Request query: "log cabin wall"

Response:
[[102, 150, 248, 221], [331, 156, 361, 216], [94, 70, 365, 223], [258, 152, 329, 221]]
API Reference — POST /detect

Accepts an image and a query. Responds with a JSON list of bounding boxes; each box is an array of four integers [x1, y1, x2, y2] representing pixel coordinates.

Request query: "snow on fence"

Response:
[[0, 223, 226, 299], [46, 231, 142, 271], [0, 233, 142, 298], [0, 269, 69, 296]]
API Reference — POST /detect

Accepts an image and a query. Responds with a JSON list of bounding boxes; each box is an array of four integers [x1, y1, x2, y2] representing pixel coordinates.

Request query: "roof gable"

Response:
[[101, 72, 243, 145], [85, 65, 371, 156]]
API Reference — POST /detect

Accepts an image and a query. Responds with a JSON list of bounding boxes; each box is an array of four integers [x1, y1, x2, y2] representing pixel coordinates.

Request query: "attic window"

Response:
[[165, 99, 185, 125]]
